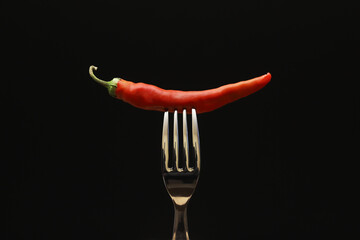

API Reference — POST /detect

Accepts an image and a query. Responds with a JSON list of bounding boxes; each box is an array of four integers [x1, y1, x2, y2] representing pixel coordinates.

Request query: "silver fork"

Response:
[[161, 108, 200, 240]]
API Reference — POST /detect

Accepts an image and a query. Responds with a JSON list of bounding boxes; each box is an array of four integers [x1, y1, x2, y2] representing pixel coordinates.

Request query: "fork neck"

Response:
[[172, 204, 190, 240]]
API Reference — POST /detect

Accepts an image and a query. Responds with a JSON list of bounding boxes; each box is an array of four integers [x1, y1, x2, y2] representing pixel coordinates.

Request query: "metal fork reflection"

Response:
[[161, 109, 200, 240]]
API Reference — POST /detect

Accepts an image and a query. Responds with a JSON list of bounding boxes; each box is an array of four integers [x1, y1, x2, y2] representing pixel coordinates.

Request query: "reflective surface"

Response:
[[161, 109, 200, 240]]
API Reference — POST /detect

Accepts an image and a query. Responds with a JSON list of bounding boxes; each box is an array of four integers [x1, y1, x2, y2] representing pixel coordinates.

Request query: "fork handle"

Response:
[[172, 204, 190, 240]]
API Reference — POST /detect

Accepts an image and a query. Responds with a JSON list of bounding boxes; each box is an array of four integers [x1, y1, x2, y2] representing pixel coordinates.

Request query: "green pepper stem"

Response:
[[89, 65, 109, 87], [89, 65, 119, 98]]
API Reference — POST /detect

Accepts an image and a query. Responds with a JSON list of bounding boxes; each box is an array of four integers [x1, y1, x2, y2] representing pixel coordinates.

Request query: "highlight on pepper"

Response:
[[89, 65, 271, 114]]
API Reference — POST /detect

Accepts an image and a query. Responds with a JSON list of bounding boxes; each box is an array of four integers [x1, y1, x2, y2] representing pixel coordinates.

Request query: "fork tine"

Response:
[[162, 109, 200, 240], [183, 109, 193, 172], [162, 111, 172, 172], [173, 110, 183, 172], [192, 108, 200, 170]]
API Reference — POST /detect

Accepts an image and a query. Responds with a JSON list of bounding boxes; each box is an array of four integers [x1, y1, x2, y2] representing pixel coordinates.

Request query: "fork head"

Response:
[[161, 108, 200, 206]]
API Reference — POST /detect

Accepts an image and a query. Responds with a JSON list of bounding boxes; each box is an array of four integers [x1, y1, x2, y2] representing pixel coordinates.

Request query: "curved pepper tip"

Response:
[[264, 72, 272, 82]]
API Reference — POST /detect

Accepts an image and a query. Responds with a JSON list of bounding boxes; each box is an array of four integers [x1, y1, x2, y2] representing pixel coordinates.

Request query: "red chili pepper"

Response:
[[89, 66, 271, 114]]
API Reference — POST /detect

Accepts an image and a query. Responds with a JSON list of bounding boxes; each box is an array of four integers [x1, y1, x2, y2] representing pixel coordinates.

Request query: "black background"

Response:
[[3, 1, 359, 239]]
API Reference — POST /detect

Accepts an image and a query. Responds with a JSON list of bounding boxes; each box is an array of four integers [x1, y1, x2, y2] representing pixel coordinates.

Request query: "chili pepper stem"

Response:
[[89, 66, 106, 87], [89, 65, 119, 97]]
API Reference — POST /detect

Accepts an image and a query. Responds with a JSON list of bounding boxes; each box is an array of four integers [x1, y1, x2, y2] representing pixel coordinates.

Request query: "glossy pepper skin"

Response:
[[90, 66, 271, 114]]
